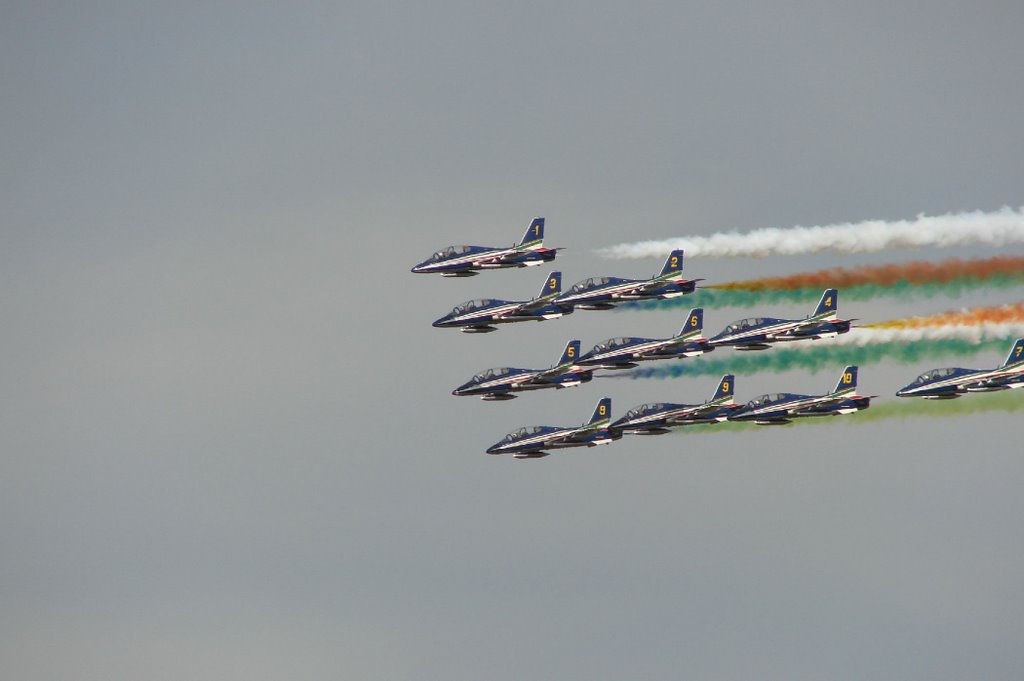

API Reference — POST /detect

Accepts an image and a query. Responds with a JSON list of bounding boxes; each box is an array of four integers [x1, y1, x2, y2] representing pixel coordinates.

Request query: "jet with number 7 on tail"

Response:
[[707, 288, 852, 351], [895, 338, 1024, 399], [553, 250, 699, 310], [452, 340, 592, 401], [432, 271, 571, 333], [575, 307, 713, 370], [486, 398, 620, 459], [411, 217, 558, 276], [610, 374, 741, 435], [728, 366, 873, 425]]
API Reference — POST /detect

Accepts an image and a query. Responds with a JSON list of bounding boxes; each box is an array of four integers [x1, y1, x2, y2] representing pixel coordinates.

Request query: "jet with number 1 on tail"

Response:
[[728, 366, 873, 425], [575, 308, 713, 370], [553, 250, 699, 310], [452, 340, 592, 400], [432, 271, 571, 333], [896, 338, 1024, 399], [707, 288, 852, 351], [486, 398, 620, 459], [411, 217, 559, 276], [610, 375, 741, 435]]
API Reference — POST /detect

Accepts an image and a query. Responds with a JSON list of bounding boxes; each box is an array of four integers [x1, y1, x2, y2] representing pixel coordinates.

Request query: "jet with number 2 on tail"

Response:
[[432, 271, 571, 333], [896, 338, 1024, 399], [707, 288, 852, 351], [728, 366, 873, 425], [610, 374, 741, 435], [486, 398, 620, 459], [411, 217, 558, 276], [553, 250, 699, 310], [452, 341, 592, 400], [575, 308, 712, 370]]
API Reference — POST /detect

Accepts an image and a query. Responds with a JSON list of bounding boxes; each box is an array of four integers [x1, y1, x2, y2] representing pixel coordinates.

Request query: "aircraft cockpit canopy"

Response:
[[569, 276, 614, 293], [473, 367, 512, 382], [452, 299, 495, 315], [909, 367, 963, 385], [505, 426, 545, 441], [625, 403, 667, 419], [723, 318, 767, 334], [746, 393, 793, 408], [431, 245, 474, 261], [594, 337, 641, 352]]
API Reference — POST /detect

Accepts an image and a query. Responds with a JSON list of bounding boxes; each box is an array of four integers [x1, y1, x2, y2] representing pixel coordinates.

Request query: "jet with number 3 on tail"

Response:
[[432, 271, 571, 333], [895, 338, 1024, 399], [575, 307, 713, 370], [452, 340, 592, 400], [553, 250, 699, 310], [610, 375, 741, 435], [486, 398, 620, 459], [728, 366, 873, 425], [411, 217, 558, 276], [707, 288, 852, 351]]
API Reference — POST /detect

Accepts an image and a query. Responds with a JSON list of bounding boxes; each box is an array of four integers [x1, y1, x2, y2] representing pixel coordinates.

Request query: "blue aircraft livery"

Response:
[[553, 250, 699, 310], [432, 270, 571, 333], [486, 397, 620, 459], [707, 288, 852, 351], [728, 366, 873, 425], [411, 217, 558, 276], [576, 308, 712, 370], [452, 340, 593, 400], [896, 338, 1024, 399], [610, 374, 741, 435]]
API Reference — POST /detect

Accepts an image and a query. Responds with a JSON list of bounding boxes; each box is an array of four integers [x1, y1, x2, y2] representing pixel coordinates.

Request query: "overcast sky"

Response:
[[3, 2, 1024, 679]]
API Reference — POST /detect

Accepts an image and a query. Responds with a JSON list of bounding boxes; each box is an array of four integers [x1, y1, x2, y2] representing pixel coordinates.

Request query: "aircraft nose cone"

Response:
[[486, 444, 502, 454], [432, 317, 448, 328]]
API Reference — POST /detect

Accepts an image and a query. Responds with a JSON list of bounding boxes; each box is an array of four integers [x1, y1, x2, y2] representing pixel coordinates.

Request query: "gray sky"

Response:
[[3, 2, 1024, 679]]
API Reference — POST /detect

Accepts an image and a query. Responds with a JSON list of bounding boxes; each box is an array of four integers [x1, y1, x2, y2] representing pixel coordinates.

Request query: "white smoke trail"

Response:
[[828, 323, 1024, 346], [598, 207, 1024, 259]]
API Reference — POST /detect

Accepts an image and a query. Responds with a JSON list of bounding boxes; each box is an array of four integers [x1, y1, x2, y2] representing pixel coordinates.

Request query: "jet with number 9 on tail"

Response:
[[411, 217, 558, 276], [553, 250, 699, 310], [707, 288, 852, 351], [728, 365, 873, 425], [452, 340, 592, 400], [432, 271, 571, 333], [486, 398, 620, 459], [610, 374, 740, 435], [575, 307, 712, 370], [895, 338, 1024, 399]]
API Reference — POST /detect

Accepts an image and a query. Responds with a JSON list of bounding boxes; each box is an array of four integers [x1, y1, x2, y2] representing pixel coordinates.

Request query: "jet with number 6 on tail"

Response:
[[452, 340, 592, 400], [610, 374, 741, 435], [728, 366, 873, 425], [708, 288, 852, 351], [486, 398, 620, 459], [411, 217, 558, 276], [895, 338, 1024, 399], [575, 307, 712, 370], [432, 271, 571, 333], [553, 250, 699, 310]]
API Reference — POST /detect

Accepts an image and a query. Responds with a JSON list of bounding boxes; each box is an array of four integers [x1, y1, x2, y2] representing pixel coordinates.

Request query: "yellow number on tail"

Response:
[[534, 224, 540, 237], [549, 277, 557, 290], [722, 381, 730, 393], [567, 346, 575, 358], [690, 315, 698, 327], [825, 296, 832, 308], [670, 256, 679, 268], [843, 372, 852, 384], [599, 405, 607, 416], [1016, 345, 1023, 358]]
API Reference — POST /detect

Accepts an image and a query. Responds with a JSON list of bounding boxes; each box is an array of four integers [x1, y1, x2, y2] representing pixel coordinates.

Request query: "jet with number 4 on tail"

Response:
[[728, 366, 873, 425], [486, 398, 620, 459], [707, 288, 852, 351], [575, 307, 713, 370], [432, 271, 571, 333], [553, 250, 699, 310], [610, 375, 741, 435], [411, 217, 558, 276], [895, 338, 1024, 399], [452, 340, 592, 400]]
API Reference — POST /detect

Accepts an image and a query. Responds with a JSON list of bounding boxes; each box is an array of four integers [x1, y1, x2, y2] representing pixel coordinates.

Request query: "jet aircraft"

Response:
[[486, 398, 619, 459], [610, 374, 740, 435], [708, 288, 852, 351], [452, 340, 592, 400], [728, 365, 872, 425], [575, 308, 713, 370], [553, 250, 699, 310], [432, 271, 571, 333], [895, 338, 1024, 399], [411, 217, 558, 276]]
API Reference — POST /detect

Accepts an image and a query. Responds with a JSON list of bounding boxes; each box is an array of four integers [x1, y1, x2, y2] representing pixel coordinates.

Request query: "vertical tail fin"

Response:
[[588, 397, 612, 425], [833, 365, 858, 393], [557, 340, 580, 367], [677, 308, 704, 338], [659, 249, 685, 277], [537, 271, 561, 299], [1002, 338, 1024, 367], [812, 288, 839, 319], [519, 217, 544, 247], [711, 374, 735, 402]]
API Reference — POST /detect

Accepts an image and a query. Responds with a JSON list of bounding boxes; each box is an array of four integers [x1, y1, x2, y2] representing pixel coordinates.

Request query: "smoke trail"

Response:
[[598, 206, 1024, 259], [866, 301, 1024, 329]]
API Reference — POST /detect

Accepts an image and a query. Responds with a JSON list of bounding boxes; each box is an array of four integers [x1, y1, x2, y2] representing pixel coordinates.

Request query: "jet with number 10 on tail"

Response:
[[728, 366, 873, 425], [707, 288, 852, 351], [411, 217, 558, 276], [553, 250, 699, 310], [575, 307, 713, 370], [610, 375, 741, 435], [895, 338, 1024, 399], [452, 341, 592, 400], [432, 271, 571, 333], [486, 398, 620, 459]]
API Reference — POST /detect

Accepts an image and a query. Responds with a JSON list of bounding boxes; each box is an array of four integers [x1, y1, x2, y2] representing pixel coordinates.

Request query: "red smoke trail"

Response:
[[867, 302, 1024, 329]]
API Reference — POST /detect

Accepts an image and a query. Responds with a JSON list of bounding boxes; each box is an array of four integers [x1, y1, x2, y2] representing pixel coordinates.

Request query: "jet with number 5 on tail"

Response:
[[575, 307, 713, 370], [486, 398, 620, 459], [895, 338, 1024, 399], [707, 288, 852, 351], [411, 217, 558, 276], [553, 250, 699, 310], [452, 340, 592, 400], [610, 374, 741, 435], [728, 366, 873, 425], [432, 271, 571, 333]]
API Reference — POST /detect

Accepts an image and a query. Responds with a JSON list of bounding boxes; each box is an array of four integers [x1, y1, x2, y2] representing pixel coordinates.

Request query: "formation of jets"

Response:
[[416, 217, 1020, 459]]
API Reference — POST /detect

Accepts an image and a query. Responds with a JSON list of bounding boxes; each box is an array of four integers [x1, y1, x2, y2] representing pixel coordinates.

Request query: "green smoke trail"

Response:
[[622, 338, 1012, 380], [619, 274, 1024, 311]]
